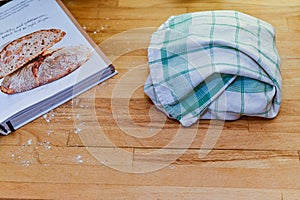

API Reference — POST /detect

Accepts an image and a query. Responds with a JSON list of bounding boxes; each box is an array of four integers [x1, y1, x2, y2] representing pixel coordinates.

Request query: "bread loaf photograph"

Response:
[[0, 29, 91, 94]]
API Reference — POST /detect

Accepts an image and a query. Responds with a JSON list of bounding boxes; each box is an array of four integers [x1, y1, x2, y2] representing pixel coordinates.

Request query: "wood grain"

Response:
[[1, 0, 300, 199]]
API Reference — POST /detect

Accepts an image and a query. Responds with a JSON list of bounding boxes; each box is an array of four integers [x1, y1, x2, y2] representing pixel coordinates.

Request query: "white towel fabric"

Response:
[[144, 11, 282, 127]]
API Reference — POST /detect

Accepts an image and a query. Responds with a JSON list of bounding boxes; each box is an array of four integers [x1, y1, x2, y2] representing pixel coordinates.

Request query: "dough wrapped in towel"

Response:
[[144, 11, 282, 127]]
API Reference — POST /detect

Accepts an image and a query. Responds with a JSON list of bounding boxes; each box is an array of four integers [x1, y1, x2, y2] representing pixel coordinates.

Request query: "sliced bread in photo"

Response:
[[0, 29, 66, 78], [1, 46, 91, 94]]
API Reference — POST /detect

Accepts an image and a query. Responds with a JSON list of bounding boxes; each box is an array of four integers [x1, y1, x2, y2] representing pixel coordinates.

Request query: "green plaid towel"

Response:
[[144, 10, 282, 127]]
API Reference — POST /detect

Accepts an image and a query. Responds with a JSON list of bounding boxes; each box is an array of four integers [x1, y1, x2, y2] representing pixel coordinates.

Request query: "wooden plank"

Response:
[[0, 126, 69, 147], [0, 162, 299, 189], [281, 59, 300, 100], [97, 8, 187, 20], [119, 0, 300, 8], [0, 183, 287, 200], [77, 18, 166, 34], [277, 32, 300, 42], [61, 0, 119, 8], [3, 146, 297, 168], [133, 149, 299, 169], [69, 7, 187, 20], [288, 14, 300, 31], [283, 190, 300, 200], [248, 100, 300, 133], [67, 118, 300, 150], [277, 41, 300, 59], [65, 7, 99, 19]]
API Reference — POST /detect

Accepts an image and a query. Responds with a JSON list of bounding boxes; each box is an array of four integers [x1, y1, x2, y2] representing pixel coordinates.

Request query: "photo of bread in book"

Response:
[[0, 29, 91, 94]]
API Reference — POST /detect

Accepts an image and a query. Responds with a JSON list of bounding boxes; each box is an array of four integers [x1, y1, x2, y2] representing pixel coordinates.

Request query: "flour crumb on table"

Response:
[[76, 155, 83, 163]]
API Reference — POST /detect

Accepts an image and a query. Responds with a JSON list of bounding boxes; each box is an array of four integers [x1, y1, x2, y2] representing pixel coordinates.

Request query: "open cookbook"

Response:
[[0, 0, 117, 135]]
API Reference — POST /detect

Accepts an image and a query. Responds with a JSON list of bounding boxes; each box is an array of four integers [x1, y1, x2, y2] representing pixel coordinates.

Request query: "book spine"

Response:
[[0, 124, 8, 135], [0, 121, 15, 136]]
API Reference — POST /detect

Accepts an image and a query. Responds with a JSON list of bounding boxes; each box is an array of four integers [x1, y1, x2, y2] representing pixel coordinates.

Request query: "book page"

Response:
[[0, 0, 112, 122]]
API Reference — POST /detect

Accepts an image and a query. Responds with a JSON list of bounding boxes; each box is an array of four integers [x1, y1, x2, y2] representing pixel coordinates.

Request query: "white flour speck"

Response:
[[74, 128, 82, 134], [45, 145, 52, 150], [22, 160, 31, 167], [76, 155, 83, 163], [27, 139, 32, 146], [47, 130, 54, 135], [43, 114, 50, 123], [43, 110, 55, 123], [169, 165, 176, 170]]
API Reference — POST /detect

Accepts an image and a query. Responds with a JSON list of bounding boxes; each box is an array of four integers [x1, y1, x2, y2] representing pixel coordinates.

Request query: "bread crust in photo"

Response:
[[0, 29, 66, 78], [1, 46, 91, 94]]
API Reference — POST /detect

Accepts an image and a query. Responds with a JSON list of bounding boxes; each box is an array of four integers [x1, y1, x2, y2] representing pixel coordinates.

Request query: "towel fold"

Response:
[[144, 11, 282, 127]]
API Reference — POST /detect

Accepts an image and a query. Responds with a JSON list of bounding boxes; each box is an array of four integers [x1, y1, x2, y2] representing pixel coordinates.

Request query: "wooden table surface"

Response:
[[1, 0, 300, 199]]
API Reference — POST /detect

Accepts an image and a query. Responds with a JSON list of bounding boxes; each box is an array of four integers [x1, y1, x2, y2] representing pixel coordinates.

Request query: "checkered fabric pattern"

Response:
[[144, 10, 282, 127]]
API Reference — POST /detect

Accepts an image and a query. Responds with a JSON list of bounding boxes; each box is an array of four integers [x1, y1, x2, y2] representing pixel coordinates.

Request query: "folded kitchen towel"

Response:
[[144, 10, 282, 127]]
